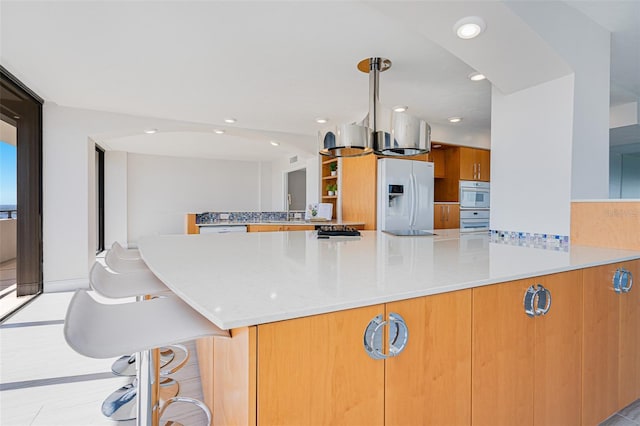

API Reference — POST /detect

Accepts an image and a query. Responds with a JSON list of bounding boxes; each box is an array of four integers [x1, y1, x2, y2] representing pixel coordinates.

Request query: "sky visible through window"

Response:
[[0, 140, 17, 209]]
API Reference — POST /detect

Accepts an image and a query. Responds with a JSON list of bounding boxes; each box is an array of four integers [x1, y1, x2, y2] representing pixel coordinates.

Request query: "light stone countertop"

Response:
[[138, 230, 640, 330]]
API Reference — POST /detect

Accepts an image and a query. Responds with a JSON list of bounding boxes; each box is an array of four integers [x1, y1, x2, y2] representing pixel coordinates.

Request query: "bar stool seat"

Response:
[[64, 289, 229, 425], [105, 247, 149, 273], [111, 241, 141, 260]]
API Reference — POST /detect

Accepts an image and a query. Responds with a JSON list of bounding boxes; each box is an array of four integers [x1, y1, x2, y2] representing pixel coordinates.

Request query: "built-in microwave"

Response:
[[459, 180, 490, 209]]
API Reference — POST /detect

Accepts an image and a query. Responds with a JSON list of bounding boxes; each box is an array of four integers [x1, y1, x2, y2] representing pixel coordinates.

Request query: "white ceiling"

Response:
[[1, 1, 638, 160]]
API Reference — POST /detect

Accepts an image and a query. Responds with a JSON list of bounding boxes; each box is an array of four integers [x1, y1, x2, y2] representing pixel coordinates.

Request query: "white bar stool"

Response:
[[111, 241, 141, 260], [64, 289, 229, 426], [89, 262, 189, 421], [105, 246, 149, 273]]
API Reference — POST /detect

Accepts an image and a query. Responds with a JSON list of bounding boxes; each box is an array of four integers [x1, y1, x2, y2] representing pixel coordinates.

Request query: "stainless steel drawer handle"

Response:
[[524, 284, 551, 317], [388, 312, 409, 357], [536, 285, 551, 316], [363, 313, 409, 359], [614, 268, 634, 294], [363, 315, 387, 360]]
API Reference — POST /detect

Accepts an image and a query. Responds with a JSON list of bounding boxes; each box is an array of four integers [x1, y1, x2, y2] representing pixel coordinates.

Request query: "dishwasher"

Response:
[[199, 225, 247, 234]]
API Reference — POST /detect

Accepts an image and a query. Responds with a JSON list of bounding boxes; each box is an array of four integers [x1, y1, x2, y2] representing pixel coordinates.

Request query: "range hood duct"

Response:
[[319, 57, 431, 158]]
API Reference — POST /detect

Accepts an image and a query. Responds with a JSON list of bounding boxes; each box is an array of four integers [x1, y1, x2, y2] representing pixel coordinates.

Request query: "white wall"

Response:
[[258, 161, 273, 210], [430, 123, 491, 150], [491, 75, 574, 236], [271, 154, 319, 212], [42, 104, 284, 291], [611, 101, 639, 129], [126, 152, 261, 245], [104, 150, 128, 248], [507, 1, 611, 200]]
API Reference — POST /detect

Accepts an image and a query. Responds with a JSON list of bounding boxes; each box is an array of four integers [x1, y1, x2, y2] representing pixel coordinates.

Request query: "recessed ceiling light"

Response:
[[224, 118, 237, 124], [454, 16, 486, 40], [270, 141, 280, 146], [393, 106, 408, 112], [468, 72, 486, 81], [315, 118, 328, 124], [214, 129, 225, 134], [448, 117, 463, 123], [144, 129, 157, 134]]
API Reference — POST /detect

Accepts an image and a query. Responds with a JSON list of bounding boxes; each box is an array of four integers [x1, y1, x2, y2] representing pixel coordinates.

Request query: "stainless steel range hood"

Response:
[[319, 57, 431, 158]]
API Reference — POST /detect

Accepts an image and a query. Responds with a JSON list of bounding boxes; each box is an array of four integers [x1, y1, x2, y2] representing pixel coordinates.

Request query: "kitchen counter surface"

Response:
[[196, 220, 364, 227], [139, 230, 640, 330]]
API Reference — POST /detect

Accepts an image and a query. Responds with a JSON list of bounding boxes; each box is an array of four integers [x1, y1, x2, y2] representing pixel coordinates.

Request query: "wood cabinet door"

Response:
[[385, 290, 471, 426], [446, 204, 460, 228], [257, 305, 385, 426], [472, 279, 535, 426], [430, 148, 446, 178], [247, 225, 283, 232], [476, 149, 491, 182], [459, 147, 476, 181], [434, 205, 446, 229], [618, 259, 640, 408], [582, 264, 620, 426], [534, 270, 582, 426]]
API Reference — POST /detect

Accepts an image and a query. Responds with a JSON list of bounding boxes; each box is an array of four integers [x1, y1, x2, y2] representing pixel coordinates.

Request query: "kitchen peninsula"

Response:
[[140, 203, 640, 426]]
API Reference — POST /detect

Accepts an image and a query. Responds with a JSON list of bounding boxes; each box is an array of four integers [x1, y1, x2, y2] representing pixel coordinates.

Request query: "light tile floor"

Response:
[[1, 291, 639, 426], [1, 292, 207, 426]]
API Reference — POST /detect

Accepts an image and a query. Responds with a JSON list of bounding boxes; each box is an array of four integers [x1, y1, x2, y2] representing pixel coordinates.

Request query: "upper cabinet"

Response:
[[459, 147, 490, 182]]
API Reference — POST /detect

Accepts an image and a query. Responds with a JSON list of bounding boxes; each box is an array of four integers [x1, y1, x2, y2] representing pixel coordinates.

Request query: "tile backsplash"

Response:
[[490, 229, 570, 251], [196, 211, 305, 224]]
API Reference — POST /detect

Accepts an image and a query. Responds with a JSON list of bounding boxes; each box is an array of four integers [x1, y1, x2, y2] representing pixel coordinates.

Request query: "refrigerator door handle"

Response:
[[409, 173, 417, 227], [413, 173, 419, 227]]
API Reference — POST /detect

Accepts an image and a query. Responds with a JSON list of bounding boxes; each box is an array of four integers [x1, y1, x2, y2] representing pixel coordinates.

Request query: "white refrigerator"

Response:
[[377, 158, 434, 235]]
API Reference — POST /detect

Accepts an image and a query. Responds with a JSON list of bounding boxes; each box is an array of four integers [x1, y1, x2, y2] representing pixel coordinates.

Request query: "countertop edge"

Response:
[[185, 250, 640, 330]]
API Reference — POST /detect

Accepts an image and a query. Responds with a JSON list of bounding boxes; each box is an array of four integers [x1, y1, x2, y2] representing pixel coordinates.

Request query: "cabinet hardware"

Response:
[[477, 163, 481, 180], [388, 313, 409, 357], [524, 284, 552, 317], [363, 313, 409, 359], [473, 163, 477, 180], [613, 268, 634, 294]]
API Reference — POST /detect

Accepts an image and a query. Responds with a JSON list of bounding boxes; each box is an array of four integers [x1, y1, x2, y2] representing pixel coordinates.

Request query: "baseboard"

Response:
[[44, 278, 90, 293]]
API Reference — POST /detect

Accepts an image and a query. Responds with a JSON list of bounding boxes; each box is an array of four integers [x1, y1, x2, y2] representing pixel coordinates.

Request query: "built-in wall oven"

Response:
[[459, 181, 490, 232], [459, 181, 490, 209]]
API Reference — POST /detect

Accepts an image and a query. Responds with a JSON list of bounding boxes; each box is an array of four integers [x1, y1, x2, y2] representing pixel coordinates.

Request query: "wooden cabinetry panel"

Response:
[[257, 304, 385, 426], [385, 290, 471, 426], [472, 279, 535, 426], [582, 264, 620, 426], [476, 149, 490, 182], [428, 148, 445, 178], [459, 147, 476, 181], [618, 260, 640, 409], [247, 224, 315, 232], [186, 214, 199, 234], [341, 155, 377, 230], [534, 271, 582, 426], [434, 204, 459, 229]]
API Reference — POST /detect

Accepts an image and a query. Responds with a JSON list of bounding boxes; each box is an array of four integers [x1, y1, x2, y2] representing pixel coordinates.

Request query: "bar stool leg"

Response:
[[136, 349, 156, 426]]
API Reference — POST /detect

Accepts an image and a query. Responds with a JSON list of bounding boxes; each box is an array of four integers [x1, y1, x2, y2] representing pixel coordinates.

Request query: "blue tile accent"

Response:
[[489, 229, 570, 251]]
